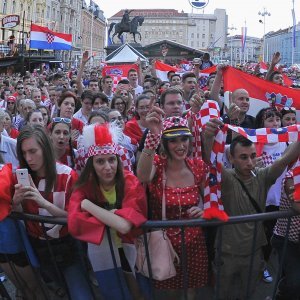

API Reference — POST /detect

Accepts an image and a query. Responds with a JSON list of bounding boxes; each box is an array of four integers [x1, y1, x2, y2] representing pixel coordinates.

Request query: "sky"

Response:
[[96, 0, 298, 38]]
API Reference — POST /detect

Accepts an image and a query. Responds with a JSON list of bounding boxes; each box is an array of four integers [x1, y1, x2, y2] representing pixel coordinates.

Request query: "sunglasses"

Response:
[[7, 102, 15, 104], [17, 87, 24, 90], [52, 117, 71, 124], [282, 106, 296, 111]]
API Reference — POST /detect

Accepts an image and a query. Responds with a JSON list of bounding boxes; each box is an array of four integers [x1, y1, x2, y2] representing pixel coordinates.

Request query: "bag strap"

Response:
[[234, 175, 262, 214], [162, 168, 167, 220]]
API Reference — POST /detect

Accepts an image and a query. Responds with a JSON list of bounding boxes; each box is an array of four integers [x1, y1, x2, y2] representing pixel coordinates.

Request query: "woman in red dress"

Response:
[[137, 114, 209, 299]]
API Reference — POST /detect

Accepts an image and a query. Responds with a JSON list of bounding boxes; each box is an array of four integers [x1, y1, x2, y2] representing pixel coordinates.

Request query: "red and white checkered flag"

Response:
[[46, 32, 55, 44], [199, 100, 300, 220]]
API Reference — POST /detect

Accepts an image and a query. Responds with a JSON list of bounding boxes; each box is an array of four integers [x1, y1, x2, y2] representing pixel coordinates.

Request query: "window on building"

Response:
[[2, 0, 7, 14], [202, 34, 205, 38], [197, 33, 199, 38], [47, 6, 50, 18], [12, 1, 16, 13], [191, 41, 194, 47], [191, 33, 194, 38], [202, 42, 205, 47]]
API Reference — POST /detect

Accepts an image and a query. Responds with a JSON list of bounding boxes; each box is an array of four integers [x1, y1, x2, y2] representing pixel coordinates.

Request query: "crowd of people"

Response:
[[0, 50, 299, 300]]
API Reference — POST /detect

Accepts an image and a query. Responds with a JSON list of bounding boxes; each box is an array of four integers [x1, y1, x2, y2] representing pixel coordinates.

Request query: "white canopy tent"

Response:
[[105, 43, 148, 64]]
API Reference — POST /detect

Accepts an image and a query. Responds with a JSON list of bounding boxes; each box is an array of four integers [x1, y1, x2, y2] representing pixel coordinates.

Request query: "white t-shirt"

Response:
[[262, 142, 287, 207]]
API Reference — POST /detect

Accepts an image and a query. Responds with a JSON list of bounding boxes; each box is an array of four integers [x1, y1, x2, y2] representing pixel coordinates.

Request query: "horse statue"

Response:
[[108, 16, 145, 44]]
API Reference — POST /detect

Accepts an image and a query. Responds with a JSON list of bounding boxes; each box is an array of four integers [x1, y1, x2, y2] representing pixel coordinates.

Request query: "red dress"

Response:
[[148, 155, 208, 289]]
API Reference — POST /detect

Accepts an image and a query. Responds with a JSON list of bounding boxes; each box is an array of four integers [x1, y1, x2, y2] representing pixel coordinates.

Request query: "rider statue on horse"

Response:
[[108, 9, 144, 44], [120, 9, 134, 32]]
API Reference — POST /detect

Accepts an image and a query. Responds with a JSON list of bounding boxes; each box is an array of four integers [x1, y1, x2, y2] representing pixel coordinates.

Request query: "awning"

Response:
[[0, 59, 18, 67]]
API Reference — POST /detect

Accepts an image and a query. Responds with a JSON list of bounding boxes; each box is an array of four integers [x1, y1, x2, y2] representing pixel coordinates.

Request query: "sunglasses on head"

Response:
[[52, 117, 71, 124], [282, 106, 296, 112]]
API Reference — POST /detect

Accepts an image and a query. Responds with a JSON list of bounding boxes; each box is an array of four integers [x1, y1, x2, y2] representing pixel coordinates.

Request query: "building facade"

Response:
[[108, 9, 227, 50], [264, 23, 300, 65], [226, 35, 261, 65], [0, 0, 107, 66], [81, 1, 106, 66]]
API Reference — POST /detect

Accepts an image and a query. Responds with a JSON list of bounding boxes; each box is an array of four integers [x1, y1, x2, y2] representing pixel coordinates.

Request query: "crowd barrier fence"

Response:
[[0, 209, 299, 300]]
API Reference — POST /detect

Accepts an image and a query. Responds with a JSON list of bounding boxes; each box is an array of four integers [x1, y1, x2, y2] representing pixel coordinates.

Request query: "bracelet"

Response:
[[142, 148, 155, 157], [144, 131, 161, 150]]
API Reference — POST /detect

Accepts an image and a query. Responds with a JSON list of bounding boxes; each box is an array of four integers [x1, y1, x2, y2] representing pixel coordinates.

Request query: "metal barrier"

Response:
[[0, 209, 299, 300]]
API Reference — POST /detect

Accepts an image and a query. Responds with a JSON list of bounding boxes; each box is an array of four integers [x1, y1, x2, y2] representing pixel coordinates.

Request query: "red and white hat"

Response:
[[162, 116, 192, 139], [83, 123, 120, 158]]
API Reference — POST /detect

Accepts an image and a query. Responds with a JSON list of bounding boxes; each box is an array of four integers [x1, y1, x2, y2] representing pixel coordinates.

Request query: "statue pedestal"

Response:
[[105, 43, 144, 56]]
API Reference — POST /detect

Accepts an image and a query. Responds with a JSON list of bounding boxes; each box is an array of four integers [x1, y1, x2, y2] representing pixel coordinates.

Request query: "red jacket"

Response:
[[68, 170, 147, 244]]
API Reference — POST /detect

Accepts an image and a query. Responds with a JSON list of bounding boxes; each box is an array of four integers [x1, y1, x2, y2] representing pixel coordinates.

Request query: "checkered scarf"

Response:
[[199, 100, 300, 221]]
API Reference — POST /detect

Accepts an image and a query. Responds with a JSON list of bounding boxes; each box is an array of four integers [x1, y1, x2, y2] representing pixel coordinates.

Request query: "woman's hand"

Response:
[[71, 129, 80, 142], [22, 176, 48, 208], [187, 206, 204, 218], [12, 184, 25, 206], [145, 96, 164, 134]]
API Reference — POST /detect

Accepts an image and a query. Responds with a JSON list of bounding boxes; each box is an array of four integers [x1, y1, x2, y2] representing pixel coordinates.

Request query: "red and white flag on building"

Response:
[[223, 66, 300, 116]]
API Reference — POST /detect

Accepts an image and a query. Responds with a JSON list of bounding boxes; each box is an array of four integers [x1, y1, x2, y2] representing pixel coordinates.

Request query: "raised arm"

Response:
[[209, 64, 226, 109], [76, 50, 91, 96], [201, 118, 224, 165], [136, 103, 164, 183], [265, 52, 281, 81]]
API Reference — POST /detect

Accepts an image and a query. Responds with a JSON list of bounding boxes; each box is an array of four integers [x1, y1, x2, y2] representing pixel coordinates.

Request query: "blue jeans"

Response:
[[62, 261, 94, 300], [271, 234, 300, 300]]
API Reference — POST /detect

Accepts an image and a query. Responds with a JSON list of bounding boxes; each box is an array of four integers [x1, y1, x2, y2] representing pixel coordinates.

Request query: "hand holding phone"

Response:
[[16, 169, 30, 187]]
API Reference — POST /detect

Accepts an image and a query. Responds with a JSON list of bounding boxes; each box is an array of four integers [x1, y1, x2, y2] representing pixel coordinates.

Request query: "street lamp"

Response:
[[258, 8, 271, 62], [228, 26, 237, 66]]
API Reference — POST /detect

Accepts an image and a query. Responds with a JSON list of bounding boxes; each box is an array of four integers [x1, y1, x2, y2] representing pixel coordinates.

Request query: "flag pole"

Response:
[[291, 0, 295, 65], [21, 10, 26, 75]]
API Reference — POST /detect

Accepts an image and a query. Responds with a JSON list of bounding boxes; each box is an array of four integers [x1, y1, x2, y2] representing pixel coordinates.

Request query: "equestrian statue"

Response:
[[108, 9, 145, 44]]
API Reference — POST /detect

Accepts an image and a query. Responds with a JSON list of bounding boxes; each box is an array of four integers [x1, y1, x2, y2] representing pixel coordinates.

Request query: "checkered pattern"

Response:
[[186, 110, 202, 158], [198, 100, 300, 222], [75, 144, 133, 174], [144, 132, 162, 150], [116, 145, 133, 172], [46, 32, 55, 44], [227, 125, 300, 144], [261, 155, 274, 167], [274, 170, 300, 242], [87, 144, 117, 158], [292, 160, 300, 202]]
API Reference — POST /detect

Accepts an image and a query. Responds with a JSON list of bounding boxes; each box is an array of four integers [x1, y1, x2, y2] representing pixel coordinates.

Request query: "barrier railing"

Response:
[[0, 209, 299, 300]]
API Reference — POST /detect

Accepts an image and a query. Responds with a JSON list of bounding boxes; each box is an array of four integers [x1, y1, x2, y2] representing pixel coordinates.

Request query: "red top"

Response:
[[21, 163, 78, 239], [0, 164, 14, 221], [68, 170, 147, 245], [9, 127, 19, 139], [124, 118, 144, 144]]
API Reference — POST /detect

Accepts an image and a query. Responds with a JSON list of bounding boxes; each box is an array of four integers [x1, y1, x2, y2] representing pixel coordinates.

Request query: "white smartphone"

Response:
[[16, 169, 30, 187]]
